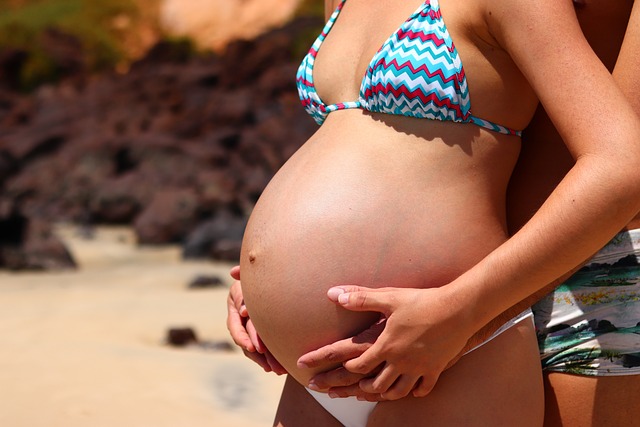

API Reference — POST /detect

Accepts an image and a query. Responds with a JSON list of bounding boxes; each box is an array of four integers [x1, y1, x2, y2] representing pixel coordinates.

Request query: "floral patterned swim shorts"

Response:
[[534, 228, 640, 376]]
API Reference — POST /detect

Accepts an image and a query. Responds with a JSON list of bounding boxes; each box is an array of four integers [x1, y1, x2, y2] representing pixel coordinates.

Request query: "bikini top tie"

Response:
[[296, 0, 522, 137]]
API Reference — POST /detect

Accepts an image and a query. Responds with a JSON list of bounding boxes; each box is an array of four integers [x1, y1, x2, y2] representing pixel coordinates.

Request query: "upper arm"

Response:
[[487, 0, 640, 162], [613, 0, 640, 114]]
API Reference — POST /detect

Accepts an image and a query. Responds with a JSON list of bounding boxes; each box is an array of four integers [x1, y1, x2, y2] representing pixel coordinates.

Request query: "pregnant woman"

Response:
[[235, 0, 640, 425]]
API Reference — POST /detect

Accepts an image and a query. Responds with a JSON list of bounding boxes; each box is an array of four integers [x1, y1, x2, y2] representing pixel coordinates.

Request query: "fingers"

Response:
[[229, 265, 240, 280], [226, 265, 285, 376], [298, 318, 384, 369], [229, 280, 248, 317], [380, 374, 419, 401], [318, 370, 421, 402], [245, 318, 266, 353], [325, 367, 436, 401], [307, 366, 368, 391], [343, 342, 386, 375], [328, 286, 395, 314], [227, 279, 262, 355], [324, 384, 384, 402], [355, 363, 425, 400], [264, 349, 288, 375], [228, 300, 285, 374], [226, 292, 255, 352], [358, 365, 398, 395], [237, 320, 285, 374], [326, 285, 367, 301], [227, 315, 253, 349], [412, 374, 439, 398], [297, 337, 373, 369], [243, 349, 274, 372]]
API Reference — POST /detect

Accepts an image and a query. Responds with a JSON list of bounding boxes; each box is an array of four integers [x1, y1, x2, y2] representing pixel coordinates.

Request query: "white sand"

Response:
[[0, 225, 285, 427]]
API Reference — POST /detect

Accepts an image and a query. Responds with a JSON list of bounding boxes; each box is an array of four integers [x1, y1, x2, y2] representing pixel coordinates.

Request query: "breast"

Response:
[[239, 112, 515, 385]]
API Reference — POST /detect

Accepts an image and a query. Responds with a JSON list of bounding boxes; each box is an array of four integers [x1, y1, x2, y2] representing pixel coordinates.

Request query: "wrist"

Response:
[[437, 280, 484, 339], [441, 271, 500, 338]]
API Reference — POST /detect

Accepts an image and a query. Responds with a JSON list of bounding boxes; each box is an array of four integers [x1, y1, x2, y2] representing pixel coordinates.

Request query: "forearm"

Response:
[[465, 264, 582, 350], [452, 152, 640, 336]]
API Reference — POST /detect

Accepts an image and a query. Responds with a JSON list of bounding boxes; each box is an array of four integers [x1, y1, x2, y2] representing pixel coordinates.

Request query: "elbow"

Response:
[[577, 148, 640, 217], [606, 156, 640, 217], [617, 146, 640, 202]]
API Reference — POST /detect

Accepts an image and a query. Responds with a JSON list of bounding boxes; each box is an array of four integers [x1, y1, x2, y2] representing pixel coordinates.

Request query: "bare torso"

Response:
[[241, 111, 520, 385], [241, 0, 536, 386]]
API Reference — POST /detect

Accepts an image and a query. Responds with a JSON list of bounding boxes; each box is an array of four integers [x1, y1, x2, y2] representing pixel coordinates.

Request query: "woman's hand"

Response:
[[297, 318, 385, 398], [226, 266, 287, 375], [317, 285, 475, 401]]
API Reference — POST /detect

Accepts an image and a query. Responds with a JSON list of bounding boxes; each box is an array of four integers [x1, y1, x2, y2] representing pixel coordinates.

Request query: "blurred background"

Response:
[[0, 0, 323, 425]]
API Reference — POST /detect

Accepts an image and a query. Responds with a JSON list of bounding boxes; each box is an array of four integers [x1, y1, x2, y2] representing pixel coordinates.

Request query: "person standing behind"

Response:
[[291, 1, 640, 426], [506, 1, 640, 425]]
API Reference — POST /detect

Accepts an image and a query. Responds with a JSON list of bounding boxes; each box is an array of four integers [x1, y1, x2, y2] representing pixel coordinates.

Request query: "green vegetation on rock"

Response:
[[0, 0, 141, 90], [294, 0, 325, 18], [0, 0, 323, 91]]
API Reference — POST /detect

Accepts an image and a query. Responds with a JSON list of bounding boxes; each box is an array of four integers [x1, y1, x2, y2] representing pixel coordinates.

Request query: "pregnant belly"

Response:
[[240, 131, 510, 385]]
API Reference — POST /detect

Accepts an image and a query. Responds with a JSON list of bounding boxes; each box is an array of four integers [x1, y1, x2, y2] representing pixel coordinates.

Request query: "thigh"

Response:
[[274, 375, 344, 427], [368, 320, 544, 427], [544, 372, 640, 427]]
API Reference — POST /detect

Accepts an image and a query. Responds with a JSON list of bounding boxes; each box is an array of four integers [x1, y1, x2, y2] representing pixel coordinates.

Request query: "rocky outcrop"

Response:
[[0, 16, 322, 269], [0, 205, 76, 270]]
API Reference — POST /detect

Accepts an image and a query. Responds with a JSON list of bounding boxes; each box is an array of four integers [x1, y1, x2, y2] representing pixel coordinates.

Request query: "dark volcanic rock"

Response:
[[89, 172, 148, 223], [187, 274, 226, 289], [0, 49, 28, 90], [0, 216, 76, 270], [166, 327, 199, 347], [0, 16, 322, 269], [134, 189, 200, 244], [182, 211, 246, 261]]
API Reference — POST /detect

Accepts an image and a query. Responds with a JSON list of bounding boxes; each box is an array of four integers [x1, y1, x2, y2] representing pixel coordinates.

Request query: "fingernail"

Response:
[[356, 396, 365, 401], [328, 392, 339, 398], [308, 382, 320, 391], [297, 361, 309, 369], [338, 293, 349, 305], [327, 287, 345, 301]]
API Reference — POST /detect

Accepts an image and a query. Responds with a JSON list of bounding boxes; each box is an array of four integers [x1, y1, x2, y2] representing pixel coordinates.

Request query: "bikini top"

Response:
[[296, 0, 522, 137]]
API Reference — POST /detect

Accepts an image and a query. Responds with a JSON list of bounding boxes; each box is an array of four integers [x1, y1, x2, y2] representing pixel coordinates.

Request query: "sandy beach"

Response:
[[0, 225, 285, 427]]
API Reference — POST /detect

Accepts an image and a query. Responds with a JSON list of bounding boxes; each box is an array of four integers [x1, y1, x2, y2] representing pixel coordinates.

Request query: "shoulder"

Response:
[[482, 0, 581, 45], [479, 0, 591, 80]]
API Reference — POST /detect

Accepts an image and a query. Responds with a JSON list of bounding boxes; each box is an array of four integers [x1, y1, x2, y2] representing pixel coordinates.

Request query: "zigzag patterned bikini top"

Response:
[[296, 0, 522, 137]]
